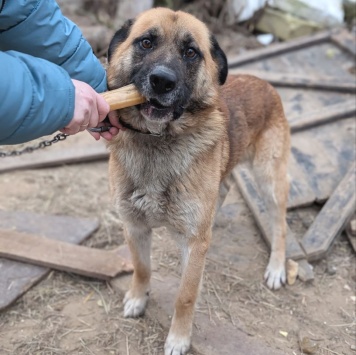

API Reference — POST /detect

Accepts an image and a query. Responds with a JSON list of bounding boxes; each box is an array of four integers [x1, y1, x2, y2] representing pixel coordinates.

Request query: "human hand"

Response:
[[60, 79, 111, 137], [88, 110, 125, 141]]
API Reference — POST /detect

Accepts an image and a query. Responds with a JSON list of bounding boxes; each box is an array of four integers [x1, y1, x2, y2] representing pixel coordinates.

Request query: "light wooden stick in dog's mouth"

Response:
[[101, 84, 146, 111]]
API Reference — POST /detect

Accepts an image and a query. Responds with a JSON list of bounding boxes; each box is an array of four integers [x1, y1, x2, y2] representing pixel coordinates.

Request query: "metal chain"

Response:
[[0, 133, 69, 158]]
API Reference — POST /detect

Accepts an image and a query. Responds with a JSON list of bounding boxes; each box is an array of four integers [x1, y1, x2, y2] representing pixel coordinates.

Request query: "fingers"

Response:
[[97, 95, 110, 122], [63, 79, 111, 135], [87, 125, 120, 141], [108, 111, 125, 130], [89, 111, 123, 141], [63, 80, 124, 141]]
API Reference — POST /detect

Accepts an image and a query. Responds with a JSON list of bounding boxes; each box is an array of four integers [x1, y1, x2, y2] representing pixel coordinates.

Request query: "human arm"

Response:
[[0, 0, 106, 92], [0, 52, 119, 144], [0, 50, 75, 145], [0, 0, 121, 143]]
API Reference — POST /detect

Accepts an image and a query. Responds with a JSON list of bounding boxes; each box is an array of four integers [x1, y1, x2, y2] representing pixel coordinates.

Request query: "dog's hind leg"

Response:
[[253, 122, 290, 290], [123, 221, 152, 317]]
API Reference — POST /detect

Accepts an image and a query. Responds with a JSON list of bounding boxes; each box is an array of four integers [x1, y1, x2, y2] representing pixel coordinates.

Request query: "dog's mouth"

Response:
[[148, 98, 170, 110], [139, 98, 175, 121]]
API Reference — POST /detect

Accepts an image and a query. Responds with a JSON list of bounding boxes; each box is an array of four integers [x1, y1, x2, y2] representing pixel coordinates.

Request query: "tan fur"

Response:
[[107, 8, 290, 355]]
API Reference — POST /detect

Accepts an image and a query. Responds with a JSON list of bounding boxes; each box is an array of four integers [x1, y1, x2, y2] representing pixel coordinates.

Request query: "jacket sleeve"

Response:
[[0, 0, 108, 144], [0, 51, 75, 145], [0, 0, 107, 92]]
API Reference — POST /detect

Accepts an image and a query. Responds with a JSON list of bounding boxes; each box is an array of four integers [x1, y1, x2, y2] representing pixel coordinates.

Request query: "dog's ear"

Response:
[[108, 19, 135, 62], [210, 35, 228, 85]]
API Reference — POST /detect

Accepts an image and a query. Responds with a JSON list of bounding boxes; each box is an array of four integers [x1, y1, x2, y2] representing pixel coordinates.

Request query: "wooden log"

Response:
[[229, 69, 356, 93], [302, 163, 356, 261], [228, 31, 331, 68], [0, 229, 133, 280], [232, 166, 306, 260], [289, 100, 356, 133]]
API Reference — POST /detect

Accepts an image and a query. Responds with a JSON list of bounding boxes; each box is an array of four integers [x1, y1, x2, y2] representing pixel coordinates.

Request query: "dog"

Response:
[[106, 7, 290, 355]]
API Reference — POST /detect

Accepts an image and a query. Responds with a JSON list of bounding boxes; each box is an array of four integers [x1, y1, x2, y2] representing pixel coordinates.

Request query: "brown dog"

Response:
[[106, 7, 290, 355]]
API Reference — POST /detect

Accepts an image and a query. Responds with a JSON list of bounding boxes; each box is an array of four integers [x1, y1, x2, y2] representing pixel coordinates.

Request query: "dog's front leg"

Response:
[[165, 229, 211, 355], [123, 221, 152, 318]]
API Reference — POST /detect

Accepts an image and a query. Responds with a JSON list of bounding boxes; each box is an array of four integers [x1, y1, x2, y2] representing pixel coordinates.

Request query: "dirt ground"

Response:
[[1, 2, 355, 355]]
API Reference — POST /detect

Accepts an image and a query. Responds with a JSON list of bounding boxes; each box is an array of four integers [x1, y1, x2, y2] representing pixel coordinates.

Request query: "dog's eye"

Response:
[[184, 48, 197, 59], [141, 39, 152, 49]]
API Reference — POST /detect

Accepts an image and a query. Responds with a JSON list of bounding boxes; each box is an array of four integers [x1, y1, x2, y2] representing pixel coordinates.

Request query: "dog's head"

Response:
[[107, 7, 227, 124]]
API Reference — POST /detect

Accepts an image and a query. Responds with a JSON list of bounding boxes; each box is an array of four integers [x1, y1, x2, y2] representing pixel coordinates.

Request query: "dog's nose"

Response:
[[149, 67, 177, 94]]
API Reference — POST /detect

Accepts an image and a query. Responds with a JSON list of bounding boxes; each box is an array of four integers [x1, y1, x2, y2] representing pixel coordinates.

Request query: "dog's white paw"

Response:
[[123, 290, 149, 318], [164, 332, 191, 355], [264, 258, 286, 290]]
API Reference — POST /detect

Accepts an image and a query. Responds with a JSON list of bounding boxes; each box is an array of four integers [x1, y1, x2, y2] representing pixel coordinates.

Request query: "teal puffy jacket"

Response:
[[0, 0, 107, 144]]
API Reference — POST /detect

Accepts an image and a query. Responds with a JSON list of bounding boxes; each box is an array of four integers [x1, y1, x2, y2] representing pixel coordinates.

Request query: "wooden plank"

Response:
[[287, 152, 316, 209], [289, 100, 356, 133], [232, 166, 306, 260], [291, 117, 355, 202], [232, 42, 354, 81], [0, 229, 132, 280], [0, 142, 108, 173], [277, 87, 351, 122], [0, 211, 99, 310], [229, 69, 356, 93], [291, 139, 337, 203], [331, 29, 356, 56], [228, 30, 331, 68], [302, 163, 356, 261]]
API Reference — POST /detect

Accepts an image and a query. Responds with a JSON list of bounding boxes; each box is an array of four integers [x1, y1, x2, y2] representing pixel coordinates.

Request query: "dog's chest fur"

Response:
[[110, 133, 213, 234]]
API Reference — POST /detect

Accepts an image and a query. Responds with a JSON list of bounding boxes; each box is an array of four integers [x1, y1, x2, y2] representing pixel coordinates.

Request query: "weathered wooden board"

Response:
[[287, 153, 316, 209], [0, 133, 108, 174], [289, 100, 356, 132], [229, 69, 356, 93], [331, 29, 356, 56], [0, 229, 133, 280], [291, 117, 355, 202], [232, 166, 306, 260], [228, 30, 331, 67], [0, 211, 99, 310], [231, 41, 355, 80], [277, 88, 353, 123], [302, 163, 356, 261]]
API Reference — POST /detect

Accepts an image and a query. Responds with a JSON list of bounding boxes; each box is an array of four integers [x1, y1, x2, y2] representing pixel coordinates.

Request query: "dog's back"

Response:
[[221, 74, 289, 176]]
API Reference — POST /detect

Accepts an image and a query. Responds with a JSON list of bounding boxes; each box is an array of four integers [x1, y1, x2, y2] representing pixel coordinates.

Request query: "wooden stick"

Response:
[[100, 84, 146, 111]]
